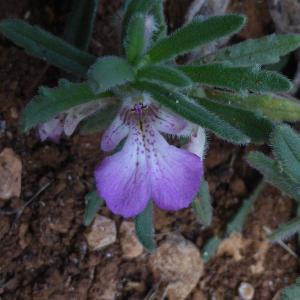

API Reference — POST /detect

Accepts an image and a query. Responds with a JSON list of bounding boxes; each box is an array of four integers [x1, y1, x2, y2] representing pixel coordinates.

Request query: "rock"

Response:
[[238, 282, 255, 300], [85, 216, 116, 251], [0, 148, 22, 200], [120, 221, 143, 258], [150, 234, 204, 300]]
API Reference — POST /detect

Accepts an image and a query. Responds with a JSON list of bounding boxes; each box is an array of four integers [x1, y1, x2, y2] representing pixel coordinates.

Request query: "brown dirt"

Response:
[[0, 0, 299, 299]]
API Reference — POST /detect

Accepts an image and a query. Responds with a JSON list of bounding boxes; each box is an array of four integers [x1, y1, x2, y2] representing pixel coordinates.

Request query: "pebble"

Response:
[[238, 282, 255, 300], [150, 233, 204, 300], [120, 221, 143, 258], [85, 216, 116, 251], [0, 148, 22, 200]]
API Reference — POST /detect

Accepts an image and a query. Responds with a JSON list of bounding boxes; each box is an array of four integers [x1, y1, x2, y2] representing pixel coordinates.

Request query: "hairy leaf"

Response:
[[202, 236, 222, 263], [271, 124, 300, 182], [205, 34, 300, 66], [247, 152, 300, 200], [146, 15, 245, 63], [84, 190, 104, 226], [125, 14, 146, 64], [21, 80, 110, 131], [281, 278, 300, 300], [134, 201, 156, 252], [180, 64, 292, 93], [268, 217, 300, 242], [138, 65, 192, 88], [0, 19, 95, 76], [88, 56, 135, 93], [193, 96, 273, 144], [226, 182, 265, 235], [205, 89, 300, 122], [192, 180, 212, 227], [64, 0, 99, 51], [151, 0, 167, 41], [133, 81, 250, 144]]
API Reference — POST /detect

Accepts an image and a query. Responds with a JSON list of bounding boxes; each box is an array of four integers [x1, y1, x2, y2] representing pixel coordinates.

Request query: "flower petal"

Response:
[[95, 131, 151, 217], [38, 116, 64, 143], [101, 111, 129, 152], [186, 126, 206, 159], [150, 132, 203, 210], [152, 107, 187, 135]]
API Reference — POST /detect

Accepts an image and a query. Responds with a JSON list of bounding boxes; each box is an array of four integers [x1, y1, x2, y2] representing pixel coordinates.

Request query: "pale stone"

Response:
[[238, 282, 255, 300], [0, 148, 22, 200], [150, 233, 204, 300], [85, 216, 116, 251], [120, 221, 143, 258]]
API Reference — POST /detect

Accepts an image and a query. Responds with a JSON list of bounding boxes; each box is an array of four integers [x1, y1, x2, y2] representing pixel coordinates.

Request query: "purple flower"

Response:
[[95, 95, 204, 218], [37, 100, 110, 143]]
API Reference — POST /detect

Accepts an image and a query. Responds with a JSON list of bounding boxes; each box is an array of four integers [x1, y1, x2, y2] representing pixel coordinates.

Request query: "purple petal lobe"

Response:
[[101, 111, 129, 152], [95, 130, 151, 218], [38, 116, 64, 143], [153, 107, 187, 135], [150, 132, 203, 210]]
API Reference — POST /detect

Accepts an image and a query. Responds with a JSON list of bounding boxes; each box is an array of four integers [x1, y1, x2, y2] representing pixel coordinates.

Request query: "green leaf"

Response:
[[268, 217, 300, 242], [192, 180, 213, 227], [247, 152, 300, 200], [21, 80, 110, 131], [180, 64, 292, 93], [205, 34, 300, 66], [202, 236, 222, 263], [281, 278, 300, 300], [88, 56, 135, 93], [80, 103, 120, 134], [205, 89, 300, 122], [84, 190, 104, 226], [151, 1, 167, 41], [146, 15, 245, 64], [134, 201, 156, 252], [271, 124, 300, 182], [138, 65, 192, 89], [133, 80, 250, 144], [64, 0, 99, 51], [192, 96, 274, 144], [123, 0, 156, 35], [226, 181, 265, 236], [0, 19, 95, 77], [125, 14, 146, 64]]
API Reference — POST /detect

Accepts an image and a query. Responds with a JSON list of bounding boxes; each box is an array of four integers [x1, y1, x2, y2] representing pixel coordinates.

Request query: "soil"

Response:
[[0, 0, 299, 299]]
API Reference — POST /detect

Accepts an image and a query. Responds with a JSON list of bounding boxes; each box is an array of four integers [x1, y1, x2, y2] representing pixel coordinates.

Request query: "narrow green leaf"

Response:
[[134, 201, 156, 252], [226, 181, 265, 236], [202, 236, 222, 263], [281, 278, 300, 300], [21, 80, 110, 131], [84, 190, 104, 226], [133, 80, 250, 144], [138, 65, 192, 89], [88, 56, 135, 94], [180, 64, 292, 93], [205, 34, 300, 66], [271, 124, 300, 182], [151, 1, 167, 41], [125, 14, 146, 64], [205, 89, 300, 122], [192, 96, 274, 144], [146, 15, 245, 63], [247, 152, 300, 200], [80, 103, 120, 134], [0, 19, 95, 76], [192, 180, 213, 227], [64, 0, 99, 51], [123, 0, 156, 34], [268, 217, 300, 242]]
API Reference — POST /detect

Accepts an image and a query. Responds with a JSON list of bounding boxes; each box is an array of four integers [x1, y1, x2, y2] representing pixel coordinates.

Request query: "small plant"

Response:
[[2, 0, 300, 250], [248, 124, 300, 243]]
